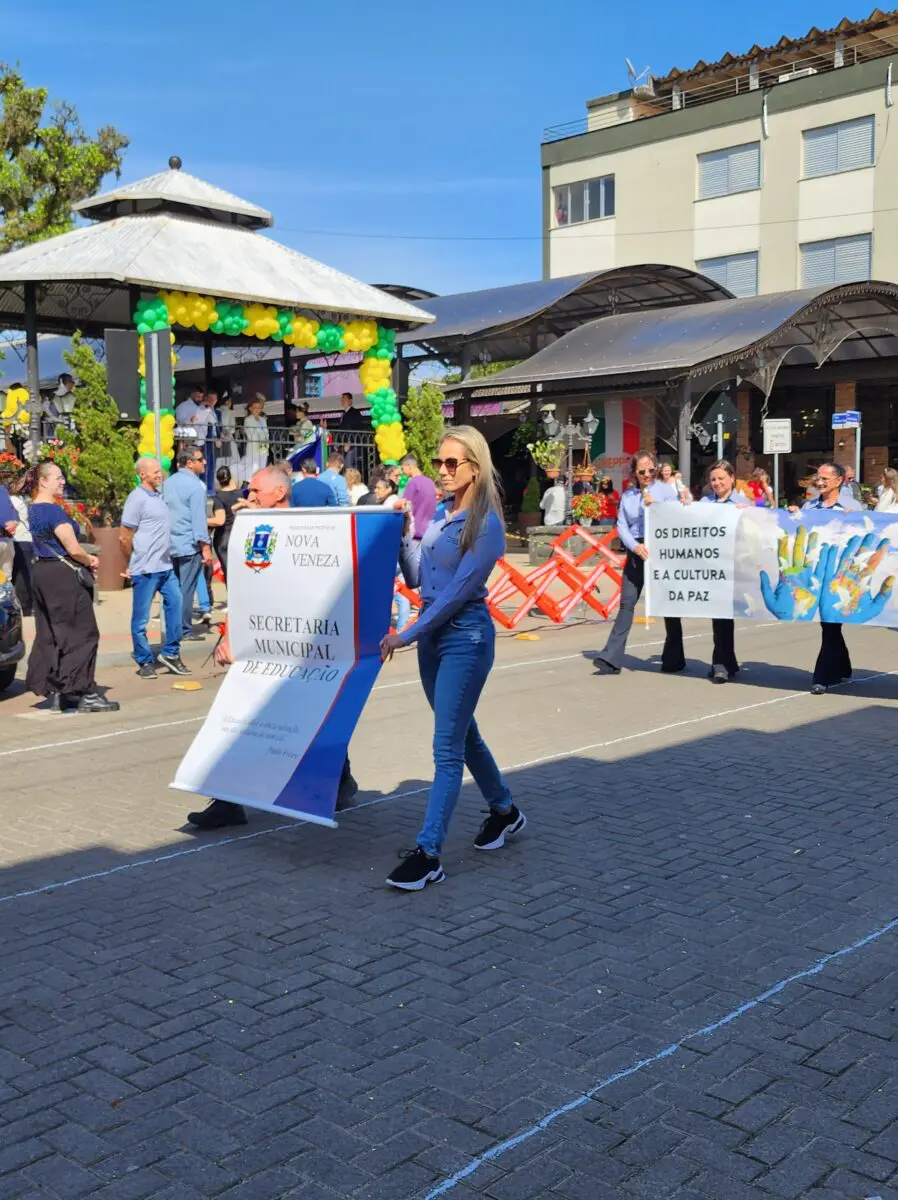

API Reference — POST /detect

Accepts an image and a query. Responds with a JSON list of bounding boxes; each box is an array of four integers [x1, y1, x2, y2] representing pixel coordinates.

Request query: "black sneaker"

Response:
[[136, 662, 158, 680], [187, 799, 248, 829], [386, 848, 445, 891], [182, 631, 206, 642], [709, 664, 729, 684], [336, 770, 359, 812], [76, 692, 120, 714], [810, 683, 827, 696], [157, 653, 191, 676], [474, 805, 527, 851], [593, 658, 620, 676]]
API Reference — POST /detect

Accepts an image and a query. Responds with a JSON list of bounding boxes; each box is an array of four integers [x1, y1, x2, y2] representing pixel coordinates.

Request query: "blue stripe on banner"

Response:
[[271, 509, 402, 822]]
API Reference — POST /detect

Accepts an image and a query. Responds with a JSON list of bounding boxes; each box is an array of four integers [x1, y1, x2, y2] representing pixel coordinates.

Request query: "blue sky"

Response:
[[8, 0, 876, 295]]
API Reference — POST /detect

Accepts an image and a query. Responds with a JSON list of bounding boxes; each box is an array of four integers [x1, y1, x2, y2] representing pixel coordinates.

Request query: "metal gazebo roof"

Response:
[[395, 264, 732, 363], [444, 282, 898, 399], [0, 162, 435, 336]]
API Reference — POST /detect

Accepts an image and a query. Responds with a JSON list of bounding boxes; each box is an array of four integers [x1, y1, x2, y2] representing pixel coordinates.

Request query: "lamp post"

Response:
[[541, 407, 600, 522]]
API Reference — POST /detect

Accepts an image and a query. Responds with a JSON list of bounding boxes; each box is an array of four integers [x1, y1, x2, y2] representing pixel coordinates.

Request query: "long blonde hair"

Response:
[[440, 425, 503, 554]]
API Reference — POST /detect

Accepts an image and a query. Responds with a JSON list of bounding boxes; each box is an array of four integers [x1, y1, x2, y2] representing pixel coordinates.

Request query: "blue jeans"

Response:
[[131, 570, 182, 665], [195, 569, 211, 614], [172, 553, 203, 638], [416, 601, 512, 857], [394, 587, 411, 631]]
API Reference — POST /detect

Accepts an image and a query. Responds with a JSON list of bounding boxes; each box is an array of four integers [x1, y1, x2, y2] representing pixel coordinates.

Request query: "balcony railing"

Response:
[[543, 33, 897, 143]]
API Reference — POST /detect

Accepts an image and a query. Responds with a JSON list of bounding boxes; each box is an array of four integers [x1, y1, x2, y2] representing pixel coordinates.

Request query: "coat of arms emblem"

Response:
[[244, 523, 278, 572]]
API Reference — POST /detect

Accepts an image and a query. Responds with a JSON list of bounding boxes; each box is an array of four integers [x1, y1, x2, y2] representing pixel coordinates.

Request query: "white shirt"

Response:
[[349, 483, 369, 505], [875, 487, 898, 513], [175, 398, 201, 425], [540, 484, 566, 526]]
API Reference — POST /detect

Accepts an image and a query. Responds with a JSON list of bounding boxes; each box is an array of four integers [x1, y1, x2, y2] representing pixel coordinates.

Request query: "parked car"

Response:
[[0, 573, 24, 692]]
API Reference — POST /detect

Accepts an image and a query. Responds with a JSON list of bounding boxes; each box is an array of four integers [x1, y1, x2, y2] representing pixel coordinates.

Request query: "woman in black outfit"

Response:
[[25, 462, 119, 714], [208, 466, 242, 582]]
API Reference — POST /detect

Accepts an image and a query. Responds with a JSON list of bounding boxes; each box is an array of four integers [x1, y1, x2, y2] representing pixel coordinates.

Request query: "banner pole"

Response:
[[716, 412, 724, 459], [773, 453, 779, 508], [856, 419, 862, 485]]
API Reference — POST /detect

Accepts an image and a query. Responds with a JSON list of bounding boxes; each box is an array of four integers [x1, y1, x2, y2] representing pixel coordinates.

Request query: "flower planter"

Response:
[[544, 468, 560, 479], [518, 511, 542, 532], [91, 526, 127, 592]]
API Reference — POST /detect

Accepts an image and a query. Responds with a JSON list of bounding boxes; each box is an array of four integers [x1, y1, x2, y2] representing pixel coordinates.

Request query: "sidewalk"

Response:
[[18, 548, 623, 670]]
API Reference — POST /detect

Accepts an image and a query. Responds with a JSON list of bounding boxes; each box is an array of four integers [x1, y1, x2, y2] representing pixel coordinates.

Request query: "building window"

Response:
[[800, 234, 872, 287], [696, 251, 759, 298], [554, 175, 615, 226], [304, 373, 323, 398], [803, 116, 874, 178], [697, 142, 760, 200]]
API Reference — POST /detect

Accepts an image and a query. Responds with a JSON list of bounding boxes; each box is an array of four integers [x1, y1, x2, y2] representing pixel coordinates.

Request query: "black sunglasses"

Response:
[[431, 456, 470, 474]]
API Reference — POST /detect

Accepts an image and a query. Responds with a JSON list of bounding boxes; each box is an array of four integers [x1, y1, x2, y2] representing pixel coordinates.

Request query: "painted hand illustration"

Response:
[[817, 534, 896, 624], [760, 526, 822, 621]]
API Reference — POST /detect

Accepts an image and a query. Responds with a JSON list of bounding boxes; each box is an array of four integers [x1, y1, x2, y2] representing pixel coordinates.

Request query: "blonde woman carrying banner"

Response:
[[379, 427, 526, 891]]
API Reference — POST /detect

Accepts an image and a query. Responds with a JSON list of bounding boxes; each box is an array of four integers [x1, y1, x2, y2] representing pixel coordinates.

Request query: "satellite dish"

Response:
[[625, 58, 654, 90]]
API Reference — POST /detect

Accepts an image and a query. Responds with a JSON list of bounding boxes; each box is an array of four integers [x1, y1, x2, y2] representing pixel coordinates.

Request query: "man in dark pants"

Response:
[[162, 448, 212, 642], [186, 466, 358, 830], [594, 451, 686, 676], [795, 462, 861, 695]]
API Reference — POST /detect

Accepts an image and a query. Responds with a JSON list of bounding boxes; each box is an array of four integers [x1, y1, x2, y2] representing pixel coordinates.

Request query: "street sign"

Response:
[[763, 418, 792, 455], [832, 410, 861, 429], [699, 394, 741, 437]]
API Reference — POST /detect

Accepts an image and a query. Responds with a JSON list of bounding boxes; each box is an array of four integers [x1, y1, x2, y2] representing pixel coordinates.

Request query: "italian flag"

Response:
[[590, 399, 641, 487]]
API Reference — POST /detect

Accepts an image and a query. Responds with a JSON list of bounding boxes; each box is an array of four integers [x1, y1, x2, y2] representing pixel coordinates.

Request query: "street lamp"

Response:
[[541, 407, 600, 522]]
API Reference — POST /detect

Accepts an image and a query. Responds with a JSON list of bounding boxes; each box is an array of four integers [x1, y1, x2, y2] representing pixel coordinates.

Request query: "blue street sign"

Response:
[[832, 411, 861, 429]]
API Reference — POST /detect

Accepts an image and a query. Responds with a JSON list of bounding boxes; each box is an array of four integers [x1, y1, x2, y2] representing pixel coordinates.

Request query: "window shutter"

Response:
[[804, 126, 838, 178], [801, 240, 836, 286], [727, 144, 760, 193], [724, 253, 759, 297], [837, 117, 874, 171], [698, 151, 729, 199], [833, 234, 872, 282]]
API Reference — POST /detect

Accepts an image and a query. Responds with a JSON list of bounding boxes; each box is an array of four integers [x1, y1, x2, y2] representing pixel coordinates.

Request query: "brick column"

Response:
[[639, 399, 656, 455], [833, 380, 857, 471], [865, 445, 887, 486], [735, 386, 754, 475]]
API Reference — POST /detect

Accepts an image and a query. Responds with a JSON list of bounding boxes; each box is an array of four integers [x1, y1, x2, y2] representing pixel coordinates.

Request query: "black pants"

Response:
[[213, 531, 230, 583], [12, 542, 33, 616], [813, 622, 851, 687], [600, 550, 684, 672], [26, 559, 99, 697], [711, 619, 739, 676]]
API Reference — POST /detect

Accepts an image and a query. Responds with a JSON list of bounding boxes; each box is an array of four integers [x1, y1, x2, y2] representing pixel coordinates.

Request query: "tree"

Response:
[[0, 65, 128, 252], [442, 360, 518, 385], [60, 334, 136, 523], [403, 380, 444, 476]]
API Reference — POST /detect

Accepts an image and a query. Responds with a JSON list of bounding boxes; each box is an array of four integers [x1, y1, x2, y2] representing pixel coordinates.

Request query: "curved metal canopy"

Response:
[[396, 264, 731, 362], [446, 282, 898, 398]]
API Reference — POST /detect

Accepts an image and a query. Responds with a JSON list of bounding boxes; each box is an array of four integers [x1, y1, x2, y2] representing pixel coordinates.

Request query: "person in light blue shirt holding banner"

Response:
[[593, 450, 689, 677], [120, 458, 190, 680], [700, 459, 749, 683], [163, 447, 213, 641], [379, 426, 526, 892]]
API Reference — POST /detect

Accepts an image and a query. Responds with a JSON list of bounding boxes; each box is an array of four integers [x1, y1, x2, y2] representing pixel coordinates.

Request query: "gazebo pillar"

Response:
[[203, 335, 214, 394], [24, 282, 41, 460], [282, 345, 294, 410]]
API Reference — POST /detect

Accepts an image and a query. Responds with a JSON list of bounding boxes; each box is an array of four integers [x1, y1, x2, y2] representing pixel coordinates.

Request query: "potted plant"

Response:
[[527, 439, 565, 479], [572, 448, 595, 483], [519, 477, 542, 531], [55, 334, 138, 591], [571, 492, 607, 527]]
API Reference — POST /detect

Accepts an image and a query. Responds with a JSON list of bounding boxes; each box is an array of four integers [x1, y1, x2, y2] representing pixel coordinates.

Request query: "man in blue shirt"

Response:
[[290, 458, 338, 508], [163, 448, 212, 641], [121, 458, 191, 680], [321, 453, 350, 506]]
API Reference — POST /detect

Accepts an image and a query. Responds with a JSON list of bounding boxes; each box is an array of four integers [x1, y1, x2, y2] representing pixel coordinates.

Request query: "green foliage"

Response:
[[507, 419, 538, 458], [0, 64, 128, 252], [443, 360, 518, 385], [403, 380, 444, 477], [61, 334, 137, 523], [520, 477, 541, 514]]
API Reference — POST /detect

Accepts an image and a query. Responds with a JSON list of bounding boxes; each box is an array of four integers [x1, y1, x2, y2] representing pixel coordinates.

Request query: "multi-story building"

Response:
[[541, 9, 898, 296]]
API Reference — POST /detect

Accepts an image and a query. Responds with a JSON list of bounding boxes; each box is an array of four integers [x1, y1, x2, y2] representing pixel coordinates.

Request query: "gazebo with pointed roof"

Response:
[[0, 156, 434, 442]]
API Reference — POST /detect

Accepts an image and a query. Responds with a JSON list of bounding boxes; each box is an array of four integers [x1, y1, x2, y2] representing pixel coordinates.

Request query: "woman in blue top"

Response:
[[701, 460, 749, 683], [379, 426, 525, 891], [25, 462, 119, 714]]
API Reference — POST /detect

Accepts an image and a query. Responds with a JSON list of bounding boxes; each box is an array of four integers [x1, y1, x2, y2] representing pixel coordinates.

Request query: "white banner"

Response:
[[645, 502, 742, 619], [172, 506, 401, 825]]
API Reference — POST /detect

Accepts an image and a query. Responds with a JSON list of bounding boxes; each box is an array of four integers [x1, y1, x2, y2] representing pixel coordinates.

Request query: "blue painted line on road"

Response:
[[423, 913, 898, 1198]]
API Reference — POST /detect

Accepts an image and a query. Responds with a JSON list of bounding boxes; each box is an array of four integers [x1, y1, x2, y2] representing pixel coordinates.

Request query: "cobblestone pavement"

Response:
[[2, 616, 898, 1199]]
